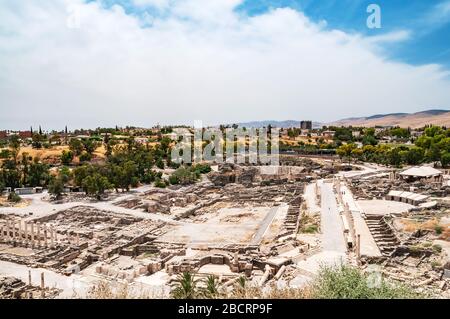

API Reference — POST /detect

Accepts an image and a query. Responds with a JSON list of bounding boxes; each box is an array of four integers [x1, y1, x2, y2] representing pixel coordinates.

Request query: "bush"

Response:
[[170, 167, 198, 185], [432, 244, 442, 254], [168, 175, 179, 185], [154, 178, 167, 188], [302, 225, 318, 233], [156, 158, 165, 169], [60, 150, 74, 165], [8, 192, 22, 203], [192, 163, 211, 174], [79, 152, 92, 162], [310, 264, 422, 299], [434, 225, 443, 235]]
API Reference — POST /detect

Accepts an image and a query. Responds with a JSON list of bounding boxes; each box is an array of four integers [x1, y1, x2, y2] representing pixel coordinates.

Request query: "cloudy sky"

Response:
[[1, 0, 450, 130]]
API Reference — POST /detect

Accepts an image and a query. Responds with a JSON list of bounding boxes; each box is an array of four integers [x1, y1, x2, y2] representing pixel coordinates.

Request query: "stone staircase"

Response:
[[364, 215, 400, 256], [284, 196, 302, 235]]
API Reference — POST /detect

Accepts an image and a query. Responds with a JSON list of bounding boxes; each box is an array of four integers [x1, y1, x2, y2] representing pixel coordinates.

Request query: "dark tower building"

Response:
[[300, 121, 312, 130]]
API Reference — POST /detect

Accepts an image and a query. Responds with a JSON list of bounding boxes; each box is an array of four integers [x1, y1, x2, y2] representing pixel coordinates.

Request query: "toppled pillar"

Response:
[[274, 265, 286, 280], [259, 265, 272, 287]]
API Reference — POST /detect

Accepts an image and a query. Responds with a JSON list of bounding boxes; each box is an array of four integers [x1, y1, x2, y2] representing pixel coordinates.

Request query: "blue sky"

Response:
[[237, 0, 450, 67], [1, 0, 450, 129]]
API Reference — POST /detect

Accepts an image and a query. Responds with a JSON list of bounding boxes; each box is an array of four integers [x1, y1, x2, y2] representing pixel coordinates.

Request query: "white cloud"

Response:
[[131, 0, 170, 10], [0, 0, 449, 130]]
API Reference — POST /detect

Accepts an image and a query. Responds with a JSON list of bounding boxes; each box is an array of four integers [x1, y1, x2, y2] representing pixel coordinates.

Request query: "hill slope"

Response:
[[328, 109, 450, 128]]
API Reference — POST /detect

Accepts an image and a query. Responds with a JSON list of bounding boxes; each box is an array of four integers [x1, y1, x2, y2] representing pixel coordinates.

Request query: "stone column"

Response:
[[11, 220, 16, 241], [6, 220, 11, 241], [43, 225, 48, 247], [24, 222, 28, 246], [0, 223, 4, 242], [28, 270, 32, 287], [40, 272, 45, 298], [36, 222, 41, 247], [356, 234, 361, 260], [30, 222, 35, 248], [18, 219, 22, 243], [50, 227, 54, 247]]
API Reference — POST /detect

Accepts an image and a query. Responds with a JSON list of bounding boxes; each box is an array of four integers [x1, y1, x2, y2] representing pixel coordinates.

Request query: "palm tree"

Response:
[[171, 272, 199, 299], [202, 275, 220, 298]]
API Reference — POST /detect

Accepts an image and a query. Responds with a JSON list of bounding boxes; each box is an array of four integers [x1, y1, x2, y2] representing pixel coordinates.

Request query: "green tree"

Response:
[[441, 152, 450, 168], [48, 176, 65, 200], [82, 173, 112, 200], [27, 158, 50, 187], [60, 150, 74, 165], [79, 151, 92, 163], [82, 139, 98, 155], [336, 144, 356, 162], [69, 139, 84, 156], [388, 147, 403, 167], [403, 147, 425, 165], [8, 135, 21, 164]]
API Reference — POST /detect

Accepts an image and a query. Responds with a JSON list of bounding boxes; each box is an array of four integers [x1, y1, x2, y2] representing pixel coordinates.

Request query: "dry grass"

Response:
[[18, 146, 69, 159], [84, 281, 165, 299], [401, 218, 450, 240], [0, 196, 31, 208]]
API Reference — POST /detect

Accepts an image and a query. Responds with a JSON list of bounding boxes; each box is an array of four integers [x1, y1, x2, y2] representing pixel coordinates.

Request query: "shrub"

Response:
[[432, 244, 442, 254], [170, 167, 198, 185], [8, 192, 22, 203], [302, 224, 318, 233], [434, 225, 443, 235], [156, 158, 165, 169], [310, 264, 423, 299], [154, 178, 167, 188], [79, 152, 92, 162]]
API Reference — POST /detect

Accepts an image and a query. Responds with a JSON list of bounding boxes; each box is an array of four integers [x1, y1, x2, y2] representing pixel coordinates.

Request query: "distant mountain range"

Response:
[[328, 109, 450, 128], [233, 109, 450, 129]]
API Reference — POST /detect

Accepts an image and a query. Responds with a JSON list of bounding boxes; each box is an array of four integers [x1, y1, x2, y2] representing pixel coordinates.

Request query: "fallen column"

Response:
[[259, 265, 272, 287], [274, 265, 286, 280]]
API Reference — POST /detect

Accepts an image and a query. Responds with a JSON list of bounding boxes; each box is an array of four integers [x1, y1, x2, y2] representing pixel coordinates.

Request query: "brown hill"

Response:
[[329, 110, 450, 128]]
